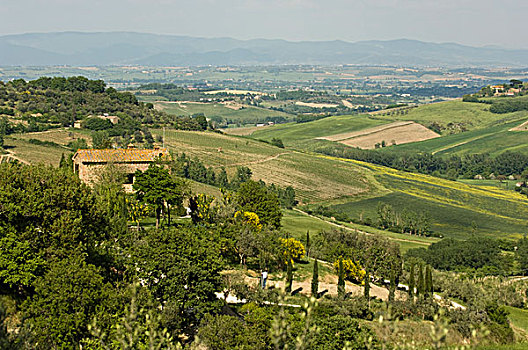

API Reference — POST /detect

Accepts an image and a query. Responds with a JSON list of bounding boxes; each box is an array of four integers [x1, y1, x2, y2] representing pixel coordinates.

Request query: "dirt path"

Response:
[[1, 150, 30, 165]]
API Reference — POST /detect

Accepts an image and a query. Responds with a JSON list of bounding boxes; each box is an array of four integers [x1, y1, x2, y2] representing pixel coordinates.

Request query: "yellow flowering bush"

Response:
[[333, 258, 366, 284], [280, 237, 306, 263], [234, 211, 262, 231]]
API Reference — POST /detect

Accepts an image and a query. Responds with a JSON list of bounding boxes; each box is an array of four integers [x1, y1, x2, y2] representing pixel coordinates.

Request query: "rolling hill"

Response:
[[7, 125, 528, 242], [251, 99, 528, 156], [1, 32, 528, 67]]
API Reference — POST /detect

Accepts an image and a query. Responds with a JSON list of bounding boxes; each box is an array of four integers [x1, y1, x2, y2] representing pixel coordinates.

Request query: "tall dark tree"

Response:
[[133, 165, 187, 229], [388, 268, 396, 302], [364, 268, 370, 303], [306, 230, 311, 258], [286, 253, 293, 294], [517, 236, 528, 275], [425, 265, 433, 298], [311, 259, 319, 297], [338, 259, 345, 298], [417, 265, 424, 298], [217, 167, 229, 189], [408, 263, 415, 299]]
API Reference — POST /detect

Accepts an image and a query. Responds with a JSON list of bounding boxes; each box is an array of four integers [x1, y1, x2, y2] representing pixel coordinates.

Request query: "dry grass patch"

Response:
[[318, 121, 440, 149], [16, 129, 91, 146], [295, 101, 339, 108], [509, 120, 528, 131]]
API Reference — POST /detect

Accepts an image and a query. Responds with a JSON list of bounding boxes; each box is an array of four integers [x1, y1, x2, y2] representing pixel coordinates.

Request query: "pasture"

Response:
[[317, 121, 440, 149], [251, 114, 390, 146], [323, 158, 528, 240], [381, 100, 528, 132]]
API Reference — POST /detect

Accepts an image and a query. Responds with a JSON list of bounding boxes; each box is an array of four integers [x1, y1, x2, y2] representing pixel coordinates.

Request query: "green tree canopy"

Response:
[[129, 226, 224, 333], [0, 163, 107, 295], [133, 164, 188, 229], [235, 180, 282, 229]]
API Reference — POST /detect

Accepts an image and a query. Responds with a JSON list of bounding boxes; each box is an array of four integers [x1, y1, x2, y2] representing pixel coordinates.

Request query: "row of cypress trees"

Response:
[[408, 263, 433, 299]]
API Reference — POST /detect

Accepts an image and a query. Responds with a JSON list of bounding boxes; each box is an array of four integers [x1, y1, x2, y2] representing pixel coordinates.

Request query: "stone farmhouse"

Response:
[[72, 146, 170, 190]]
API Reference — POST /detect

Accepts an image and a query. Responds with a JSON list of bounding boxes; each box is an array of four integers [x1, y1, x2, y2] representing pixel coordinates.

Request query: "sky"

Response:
[[0, 0, 527, 48]]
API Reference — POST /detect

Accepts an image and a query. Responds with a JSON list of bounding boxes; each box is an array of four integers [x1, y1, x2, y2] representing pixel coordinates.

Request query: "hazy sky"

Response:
[[1, 0, 526, 48]]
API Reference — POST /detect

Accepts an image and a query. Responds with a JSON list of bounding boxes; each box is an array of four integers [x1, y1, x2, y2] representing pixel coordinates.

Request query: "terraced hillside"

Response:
[[153, 129, 380, 204], [157, 129, 528, 241]]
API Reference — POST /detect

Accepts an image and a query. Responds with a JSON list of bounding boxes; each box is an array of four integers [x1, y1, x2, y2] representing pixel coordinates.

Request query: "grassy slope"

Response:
[[250, 114, 390, 146], [3, 137, 67, 166], [385, 100, 528, 130], [155, 101, 293, 123], [383, 119, 528, 156], [153, 129, 381, 204], [251, 100, 528, 156], [157, 129, 528, 241], [317, 157, 528, 240]]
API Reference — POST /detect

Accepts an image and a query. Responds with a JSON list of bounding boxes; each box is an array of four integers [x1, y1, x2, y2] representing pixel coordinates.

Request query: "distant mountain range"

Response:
[[0, 32, 527, 67]]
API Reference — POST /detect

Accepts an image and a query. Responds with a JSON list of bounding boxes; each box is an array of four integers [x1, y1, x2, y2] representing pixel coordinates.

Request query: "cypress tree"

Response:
[[388, 268, 396, 302], [286, 253, 293, 294], [417, 265, 424, 298], [425, 265, 433, 298], [306, 230, 310, 257], [338, 258, 345, 298], [364, 268, 370, 302], [408, 263, 415, 299], [311, 259, 319, 297]]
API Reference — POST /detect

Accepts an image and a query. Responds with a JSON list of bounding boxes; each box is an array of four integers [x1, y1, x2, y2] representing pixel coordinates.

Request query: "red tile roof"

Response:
[[73, 148, 170, 163]]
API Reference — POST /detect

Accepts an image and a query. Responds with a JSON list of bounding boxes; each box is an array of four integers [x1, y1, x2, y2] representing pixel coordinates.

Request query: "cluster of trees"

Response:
[[406, 237, 515, 275], [311, 141, 528, 179], [0, 160, 298, 348], [295, 114, 331, 123], [311, 228, 402, 294], [136, 83, 213, 102], [0, 77, 219, 144], [377, 202, 431, 236], [307, 204, 434, 237]]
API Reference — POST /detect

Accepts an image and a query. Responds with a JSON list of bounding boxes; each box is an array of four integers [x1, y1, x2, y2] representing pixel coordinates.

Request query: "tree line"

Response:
[[310, 141, 528, 179]]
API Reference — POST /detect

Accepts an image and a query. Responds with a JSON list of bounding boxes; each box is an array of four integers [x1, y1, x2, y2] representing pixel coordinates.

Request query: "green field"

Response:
[[382, 119, 528, 156], [383, 100, 528, 131], [155, 129, 528, 241], [155, 101, 293, 124], [321, 159, 528, 240], [153, 129, 382, 204], [251, 114, 389, 146]]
